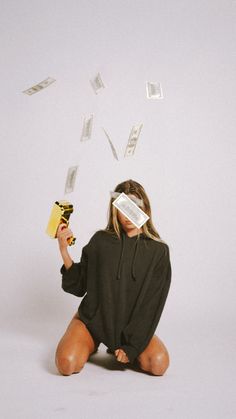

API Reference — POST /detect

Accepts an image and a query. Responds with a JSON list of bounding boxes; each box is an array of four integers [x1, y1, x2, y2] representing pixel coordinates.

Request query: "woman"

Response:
[[55, 179, 172, 376]]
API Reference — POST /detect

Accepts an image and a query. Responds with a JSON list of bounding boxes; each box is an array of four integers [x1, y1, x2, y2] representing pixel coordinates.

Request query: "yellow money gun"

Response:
[[46, 200, 76, 246]]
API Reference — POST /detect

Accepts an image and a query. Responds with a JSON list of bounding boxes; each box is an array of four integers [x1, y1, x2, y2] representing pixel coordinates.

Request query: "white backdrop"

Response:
[[1, 1, 236, 418]]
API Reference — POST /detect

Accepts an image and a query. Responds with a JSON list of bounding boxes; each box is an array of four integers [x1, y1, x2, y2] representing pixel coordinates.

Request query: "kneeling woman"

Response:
[[55, 179, 172, 376]]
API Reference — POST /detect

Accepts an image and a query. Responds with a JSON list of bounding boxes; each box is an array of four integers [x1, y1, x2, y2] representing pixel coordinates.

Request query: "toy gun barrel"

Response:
[[46, 200, 76, 246]]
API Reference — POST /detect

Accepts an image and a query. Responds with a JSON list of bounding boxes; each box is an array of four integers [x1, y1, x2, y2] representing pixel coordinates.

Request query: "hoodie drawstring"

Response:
[[117, 232, 125, 280], [116, 232, 140, 281], [131, 239, 139, 280]]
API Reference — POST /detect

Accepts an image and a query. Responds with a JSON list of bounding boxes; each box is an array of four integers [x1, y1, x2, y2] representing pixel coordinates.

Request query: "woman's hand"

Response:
[[115, 349, 130, 363], [56, 223, 73, 251]]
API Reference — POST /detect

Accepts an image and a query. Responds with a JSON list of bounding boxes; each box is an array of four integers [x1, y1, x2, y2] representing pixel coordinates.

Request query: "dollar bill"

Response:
[[112, 192, 149, 228], [64, 166, 78, 194], [90, 72, 105, 94], [110, 191, 144, 208], [23, 77, 56, 95], [102, 128, 119, 160], [146, 81, 163, 99], [80, 114, 93, 141], [124, 124, 143, 157]]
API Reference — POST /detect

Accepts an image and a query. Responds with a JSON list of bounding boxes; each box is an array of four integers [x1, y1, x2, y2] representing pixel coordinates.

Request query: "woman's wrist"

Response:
[[59, 246, 69, 255], [60, 247, 73, 269]]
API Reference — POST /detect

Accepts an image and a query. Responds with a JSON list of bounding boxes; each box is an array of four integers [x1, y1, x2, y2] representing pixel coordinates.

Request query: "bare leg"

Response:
[[136, 335, 170, 376], [55, 312, 99, 376]]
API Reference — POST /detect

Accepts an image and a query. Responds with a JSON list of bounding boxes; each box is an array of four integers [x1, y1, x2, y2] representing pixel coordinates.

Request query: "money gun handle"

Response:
[[60, 220, 76, 246]]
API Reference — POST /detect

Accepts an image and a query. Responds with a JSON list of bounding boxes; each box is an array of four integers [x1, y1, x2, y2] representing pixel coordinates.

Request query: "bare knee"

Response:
[[139, 350, 170, 376], [56, 355, 85, 376], [149, 351, 170, 376]]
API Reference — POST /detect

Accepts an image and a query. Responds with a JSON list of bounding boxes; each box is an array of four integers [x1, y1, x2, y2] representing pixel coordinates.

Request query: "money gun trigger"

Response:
[[46, 200, 76, 246]]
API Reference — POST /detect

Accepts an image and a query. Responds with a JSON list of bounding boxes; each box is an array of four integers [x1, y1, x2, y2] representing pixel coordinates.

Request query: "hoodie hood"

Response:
[[117, 229, 147, 281]]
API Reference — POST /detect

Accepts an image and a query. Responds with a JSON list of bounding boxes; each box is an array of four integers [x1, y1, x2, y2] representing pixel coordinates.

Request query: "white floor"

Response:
[[1, 315, 236, 419]]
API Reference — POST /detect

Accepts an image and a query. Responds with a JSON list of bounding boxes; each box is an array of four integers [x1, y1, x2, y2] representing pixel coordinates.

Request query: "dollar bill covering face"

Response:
[[90, 72, 105, 94], [22, 77, 56, 95], [146, 81, 163, 99], [112, 192, 149, 228], [80, 115, 93, 141], [110, 191, 144, 208], [102, 128, 119, 160], [124, 124, 143, 157], [64, 166, 78, 194]]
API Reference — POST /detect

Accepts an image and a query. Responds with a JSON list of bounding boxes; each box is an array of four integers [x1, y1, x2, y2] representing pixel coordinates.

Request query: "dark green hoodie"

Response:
[[60, 228, 172, 364]]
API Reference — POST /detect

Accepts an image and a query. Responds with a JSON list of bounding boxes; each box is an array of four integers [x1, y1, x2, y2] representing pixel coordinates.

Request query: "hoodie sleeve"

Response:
[[120, 246, 172, 364], [60, 246, 88, 297]]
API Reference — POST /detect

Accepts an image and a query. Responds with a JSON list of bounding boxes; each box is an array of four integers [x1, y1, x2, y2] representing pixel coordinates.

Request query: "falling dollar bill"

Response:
[[80, 114, 93, 141], [90, 72, 105, 94], [112, 192, 149, 228], [102, 128, 119, 160], [64, 166, 78, 194], [146, 81, 163, 99], [22, 77, 56, 95], [124, 124, 143, 157]]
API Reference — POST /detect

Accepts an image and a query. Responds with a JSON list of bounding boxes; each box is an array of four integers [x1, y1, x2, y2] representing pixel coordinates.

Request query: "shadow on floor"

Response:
[[44, 347, 147, 376], [87, 350, 147, 375]]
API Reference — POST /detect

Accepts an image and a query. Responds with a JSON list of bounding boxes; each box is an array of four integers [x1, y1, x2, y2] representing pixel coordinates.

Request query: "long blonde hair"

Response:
[[102, 179, 168, 245]]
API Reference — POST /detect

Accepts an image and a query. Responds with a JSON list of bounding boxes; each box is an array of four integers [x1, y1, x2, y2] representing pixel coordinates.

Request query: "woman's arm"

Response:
[[57, 223, 74, 269], [57, 223, 88, 297]]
